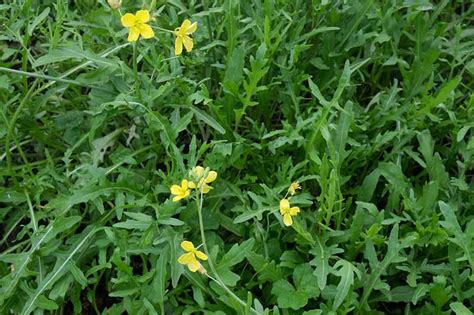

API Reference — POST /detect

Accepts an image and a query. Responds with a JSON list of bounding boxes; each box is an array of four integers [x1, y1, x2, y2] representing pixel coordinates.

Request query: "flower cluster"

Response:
[[173, 167, 304, 273], [170, 166, 217, 202], [118, 9, 197, 55], [279, 181, 302, 227], [170, 166, 218, 273]]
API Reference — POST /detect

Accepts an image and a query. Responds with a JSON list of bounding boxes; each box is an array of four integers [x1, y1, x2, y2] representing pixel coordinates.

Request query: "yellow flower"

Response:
[[279, 198, 300, 226], [288, 181, 301, 196], [174, 19, 198, 55], [170, 179, 191, 202], [178, 241, 208, 272], [121, 10, 155, 42], [188, 166, 217, 194]]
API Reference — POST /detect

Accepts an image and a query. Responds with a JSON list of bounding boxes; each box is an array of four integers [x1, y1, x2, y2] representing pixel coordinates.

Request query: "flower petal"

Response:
[[139, 24, 154, 39], [170, 184, 182, 195], [205, 171, 217, 184], [188, 181, 196, 189], [127, 26, 140, 42], [279, 199, 290, 213], [201, 184, 212, 194], [121, 13, 136, 27], [182, 190, 190, 199], [173, 195, 185, 202], [178, 252, 194, 264], [283, 213, 293, 226], [135, 10, 150, 23], [179, 19, 191, 35], [186, 21, 198, 34], [193, 166, 204, 177], [181, 179, 188, 190], [181, 241, 195, 252], [175, 37, 183, 55], [290, 206, 300, 216], [188, 259, 201, 272], [183, 36, 193, 52], [195, 250, 208, 261]]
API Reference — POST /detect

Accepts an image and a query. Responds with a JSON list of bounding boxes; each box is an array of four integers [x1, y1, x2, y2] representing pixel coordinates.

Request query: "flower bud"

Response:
[[107, 0, 121, 9], [197, 264, 207, 275]]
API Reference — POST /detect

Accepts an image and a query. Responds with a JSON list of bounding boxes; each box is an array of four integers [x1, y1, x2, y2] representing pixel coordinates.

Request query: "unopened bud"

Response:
[[198, 264, 207, 275], [107, 0, 121, 9]]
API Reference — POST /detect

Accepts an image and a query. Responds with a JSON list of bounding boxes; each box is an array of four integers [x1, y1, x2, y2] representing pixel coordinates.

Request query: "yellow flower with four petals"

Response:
[[279, 198, 300, 226], [121, 10, 154, 42], [170, 179, 191, 202], [174, 19, 198, 55], [178, 241, 208, 272]]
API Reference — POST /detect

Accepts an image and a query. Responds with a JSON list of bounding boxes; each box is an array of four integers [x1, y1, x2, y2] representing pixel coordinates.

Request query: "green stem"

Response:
[[25, 189, 44, 281], [132, 42, 138, 88], [0, 67, 90, 87], [5, 80, 39, 186], [151, 25, 174, 34], [195, 191, 258, 314]]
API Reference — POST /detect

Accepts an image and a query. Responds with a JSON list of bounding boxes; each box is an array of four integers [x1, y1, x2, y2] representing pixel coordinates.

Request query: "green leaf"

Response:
[[109, 287, 139, 297], [332, 259, 361, 310], [293, 264, 319, 298], [217, 238, 255, 271], [439, 202, 473, 274], [360, 224, 416, 310], [46, 184, 141, 212], [32, 44, 118, 68], [154, 249, 168, 305], [271, 280, 308, 310], [310, 237, 331, 290], [189, 106, 226, 134], [21, 226, 97, 314], [28, 7, 50, 36], [34, 295, 58, 311], [450, 302, 473, 315]]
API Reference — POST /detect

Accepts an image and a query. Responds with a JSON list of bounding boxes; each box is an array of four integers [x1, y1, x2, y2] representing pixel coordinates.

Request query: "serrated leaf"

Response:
[[21, 226, 97, 314], [332, 259, 361, 310]]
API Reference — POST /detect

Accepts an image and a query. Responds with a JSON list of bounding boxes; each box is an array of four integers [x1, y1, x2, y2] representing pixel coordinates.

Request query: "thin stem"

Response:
[[151, 25, 175, 34], [0, 67, 91, 87], [0, 215, 26, 247], [132, 42, 138, 86], [0, 138, 32, 162], [195, 190, 259, 314], [5, 80, 39, 186]]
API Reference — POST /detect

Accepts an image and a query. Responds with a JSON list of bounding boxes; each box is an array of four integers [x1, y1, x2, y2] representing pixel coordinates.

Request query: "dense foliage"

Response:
[[1, 0, 473, 314]]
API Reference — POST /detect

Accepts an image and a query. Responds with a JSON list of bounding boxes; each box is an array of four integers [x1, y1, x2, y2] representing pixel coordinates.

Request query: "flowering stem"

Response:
[[195, 191, 258, 314]]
